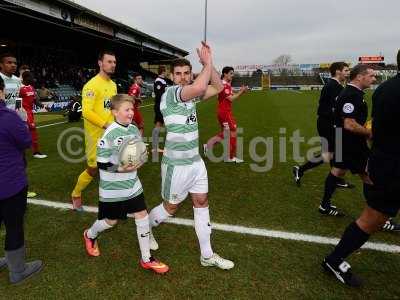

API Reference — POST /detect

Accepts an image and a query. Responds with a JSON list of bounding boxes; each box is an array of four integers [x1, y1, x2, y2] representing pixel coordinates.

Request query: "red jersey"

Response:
[[128, 83, 141, 109], [20, 84, 36, 128], [20, 85, 36, 112], [218, 80, 233, 113]]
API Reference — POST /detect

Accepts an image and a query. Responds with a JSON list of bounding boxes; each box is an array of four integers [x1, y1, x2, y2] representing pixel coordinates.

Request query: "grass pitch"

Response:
[[1, 91, 399, 299]]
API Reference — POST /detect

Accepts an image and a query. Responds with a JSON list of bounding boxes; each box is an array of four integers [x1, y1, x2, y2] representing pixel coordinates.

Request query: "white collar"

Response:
[[0, 72, 17, 79]]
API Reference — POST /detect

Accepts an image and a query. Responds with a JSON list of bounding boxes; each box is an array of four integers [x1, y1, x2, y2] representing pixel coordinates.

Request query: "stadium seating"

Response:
[[232, 73, 262, 88], [270, 75, 321, 86], [50, 85, 79, 101], [319, 73, 330, 84]]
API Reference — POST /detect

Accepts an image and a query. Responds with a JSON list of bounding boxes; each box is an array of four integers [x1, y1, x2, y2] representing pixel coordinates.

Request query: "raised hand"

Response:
[[196, 42, 212, 66]]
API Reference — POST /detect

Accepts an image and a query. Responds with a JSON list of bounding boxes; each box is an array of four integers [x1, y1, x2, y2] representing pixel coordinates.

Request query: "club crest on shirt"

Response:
[[343, 103, 354, 114], [86, 90, 95, 98], [186, 112, 197, 125]]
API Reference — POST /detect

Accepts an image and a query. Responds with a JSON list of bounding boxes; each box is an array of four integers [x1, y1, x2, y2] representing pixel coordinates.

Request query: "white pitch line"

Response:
[[27, 199, 400, 254], [37, 121, 68, 129], [140, 103, 154, 108]]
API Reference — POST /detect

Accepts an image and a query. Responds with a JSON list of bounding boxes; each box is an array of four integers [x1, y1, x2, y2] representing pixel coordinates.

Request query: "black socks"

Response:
[[326, 222, 370, 267]]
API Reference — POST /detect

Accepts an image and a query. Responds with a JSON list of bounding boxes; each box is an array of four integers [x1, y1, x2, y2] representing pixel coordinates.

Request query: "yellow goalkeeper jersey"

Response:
[[82, 74, 117, 139]]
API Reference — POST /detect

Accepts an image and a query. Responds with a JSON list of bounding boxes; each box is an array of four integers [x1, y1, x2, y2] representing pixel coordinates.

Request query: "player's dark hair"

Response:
[[350, 64, 371, 81], [397, 50, 400, 71], [171, 59, 192, 72], [22, 71, 34, 86], [111, 94, 134, 110], [132, 72, 142, 80], [158, 66, 166, 75], [0, 52, 16, 63], [0, 76, 4, 91], [329, 62, 349, 77], [98, 50, 115, 61], [221, 66, 234, 79]]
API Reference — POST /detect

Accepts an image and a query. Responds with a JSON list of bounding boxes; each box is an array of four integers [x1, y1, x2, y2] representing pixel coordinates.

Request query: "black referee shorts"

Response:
[[154, 104, 164, 125], [98, 193, 147, 220], [332, 149, 369, 174], [317, 116, 335, 153], [364, 152, 400, 217]]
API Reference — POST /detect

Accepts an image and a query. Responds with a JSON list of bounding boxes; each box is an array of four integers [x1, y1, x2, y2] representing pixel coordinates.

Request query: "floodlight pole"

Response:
[[204, 0, 208, 42]]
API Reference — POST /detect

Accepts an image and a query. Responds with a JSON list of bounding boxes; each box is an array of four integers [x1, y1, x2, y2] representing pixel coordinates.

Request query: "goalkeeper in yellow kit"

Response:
[[71, 50, 117, 211]]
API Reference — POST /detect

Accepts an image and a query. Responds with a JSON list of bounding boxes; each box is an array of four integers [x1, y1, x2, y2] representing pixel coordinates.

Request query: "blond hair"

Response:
[[110, 94, 134, 110]]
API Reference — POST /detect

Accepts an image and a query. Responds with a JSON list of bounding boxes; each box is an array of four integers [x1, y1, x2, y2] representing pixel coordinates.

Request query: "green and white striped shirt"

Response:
[[0, 72, 21, 110], [161, 85, 201, 166], [97, 122, 143, 202]]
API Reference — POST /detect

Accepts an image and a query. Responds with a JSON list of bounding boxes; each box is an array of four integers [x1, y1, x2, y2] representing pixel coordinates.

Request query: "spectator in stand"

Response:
[[20, 71, 47, 159], [18, 65, 30, 80], [37, 83, 54, 101], [0, 76, 43, 284]]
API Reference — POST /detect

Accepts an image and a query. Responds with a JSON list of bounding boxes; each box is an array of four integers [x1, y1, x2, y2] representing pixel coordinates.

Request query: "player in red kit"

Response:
[[204, 66, 248, 163], [128, 73, 144, 136], [19, 71, 47, 159]]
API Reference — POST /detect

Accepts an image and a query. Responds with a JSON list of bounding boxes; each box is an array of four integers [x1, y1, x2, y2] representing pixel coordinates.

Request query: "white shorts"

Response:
[[161, 159, 208, 204]]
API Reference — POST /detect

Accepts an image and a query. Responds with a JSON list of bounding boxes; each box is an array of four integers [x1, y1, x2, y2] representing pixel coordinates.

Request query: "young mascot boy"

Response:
[[83, 94, 169, 274]]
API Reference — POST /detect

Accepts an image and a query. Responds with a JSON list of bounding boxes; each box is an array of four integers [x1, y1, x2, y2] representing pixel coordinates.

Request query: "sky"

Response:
[[74, 0, 399, 71]]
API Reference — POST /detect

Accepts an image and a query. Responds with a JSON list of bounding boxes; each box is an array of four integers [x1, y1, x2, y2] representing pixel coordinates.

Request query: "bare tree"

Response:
[[273, 54, 292, 65]]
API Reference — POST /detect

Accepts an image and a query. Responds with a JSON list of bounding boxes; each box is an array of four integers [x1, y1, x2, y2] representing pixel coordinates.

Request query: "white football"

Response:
[[119, 140, 148, 167]]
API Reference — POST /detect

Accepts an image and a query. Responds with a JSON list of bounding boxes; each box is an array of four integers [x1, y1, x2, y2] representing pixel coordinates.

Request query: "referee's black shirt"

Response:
[[334, 84, 368, 152], [371, 73, 400, 156], [317, 78, 344, 119]]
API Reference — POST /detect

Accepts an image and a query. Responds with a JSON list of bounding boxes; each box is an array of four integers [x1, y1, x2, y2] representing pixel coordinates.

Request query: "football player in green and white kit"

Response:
[[148, 42, 234, 270]]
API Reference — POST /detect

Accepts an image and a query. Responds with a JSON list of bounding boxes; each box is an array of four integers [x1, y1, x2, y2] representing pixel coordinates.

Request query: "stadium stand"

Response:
[[232, 73, 262, 88], [51, 84, 79, 101], [270, 75, 321, 86], [0, 0, 188, 100], [319, 73, 330, 84]]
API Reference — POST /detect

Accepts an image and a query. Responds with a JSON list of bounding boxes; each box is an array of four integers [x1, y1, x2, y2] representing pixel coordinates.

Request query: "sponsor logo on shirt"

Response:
[[115, 137, 124, 147], [104, 98, 112, 109]]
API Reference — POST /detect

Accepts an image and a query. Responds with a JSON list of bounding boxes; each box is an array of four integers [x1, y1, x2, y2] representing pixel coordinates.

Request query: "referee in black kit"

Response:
[[293, 62, 353, 189], [322, 51, 400, 287], [151, 66, 167, 155], [153, 66, 167, 128], [319, 64, 375, 217]]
